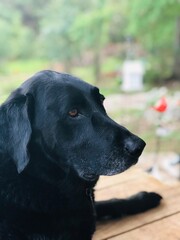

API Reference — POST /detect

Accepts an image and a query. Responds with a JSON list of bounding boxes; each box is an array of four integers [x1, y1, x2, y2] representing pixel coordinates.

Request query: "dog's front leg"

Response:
[[95, 191, 162, 220]]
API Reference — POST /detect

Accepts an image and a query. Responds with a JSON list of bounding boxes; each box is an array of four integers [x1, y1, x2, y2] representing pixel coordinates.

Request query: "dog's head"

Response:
[[0, 70, 145, 181]]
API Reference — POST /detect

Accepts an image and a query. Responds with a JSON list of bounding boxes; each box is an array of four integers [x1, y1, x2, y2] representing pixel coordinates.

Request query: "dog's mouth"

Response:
[[80, 156, 139, 181]]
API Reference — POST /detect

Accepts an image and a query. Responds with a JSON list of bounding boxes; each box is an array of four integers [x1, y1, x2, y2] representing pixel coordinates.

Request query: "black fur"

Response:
[[0, 70, 162, 239]]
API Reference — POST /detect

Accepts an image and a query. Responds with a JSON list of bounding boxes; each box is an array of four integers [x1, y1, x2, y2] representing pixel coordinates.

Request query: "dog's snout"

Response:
[[124, 137, 146, 157]]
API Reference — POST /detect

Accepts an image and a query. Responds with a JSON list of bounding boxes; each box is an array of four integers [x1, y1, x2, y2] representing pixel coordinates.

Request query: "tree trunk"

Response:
[[173, 17, 180, 79], [93, 50, 101, 84], [64, 60, 72, 73]]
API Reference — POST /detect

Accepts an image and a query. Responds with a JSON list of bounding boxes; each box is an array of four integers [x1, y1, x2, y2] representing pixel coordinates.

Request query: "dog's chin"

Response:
[[78, 157, 139, 181], [102, 157, 139, 176]]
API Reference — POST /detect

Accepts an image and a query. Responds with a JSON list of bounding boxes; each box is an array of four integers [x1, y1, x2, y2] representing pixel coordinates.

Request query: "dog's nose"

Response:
[[124, 137, 146, 157]]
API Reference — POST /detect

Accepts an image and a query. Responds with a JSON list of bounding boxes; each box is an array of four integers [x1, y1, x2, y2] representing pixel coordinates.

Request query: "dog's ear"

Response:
[[0, 92, 32, 173]]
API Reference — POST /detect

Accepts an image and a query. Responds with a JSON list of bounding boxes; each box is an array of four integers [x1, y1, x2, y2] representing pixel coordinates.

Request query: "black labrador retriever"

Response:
[[0, 70, 162, 239]]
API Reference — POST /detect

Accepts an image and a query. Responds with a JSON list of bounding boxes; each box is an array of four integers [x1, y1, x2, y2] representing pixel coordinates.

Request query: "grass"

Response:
[[0, 59, 49, 103], [1, 59, 49, 75], [72, 66, 95, 84], [0, 56, 123, 99], [101, 57, 120, 73]]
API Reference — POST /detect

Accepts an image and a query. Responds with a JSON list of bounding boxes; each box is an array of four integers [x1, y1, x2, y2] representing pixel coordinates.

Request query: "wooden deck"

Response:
[[93, 167, 180, 240]]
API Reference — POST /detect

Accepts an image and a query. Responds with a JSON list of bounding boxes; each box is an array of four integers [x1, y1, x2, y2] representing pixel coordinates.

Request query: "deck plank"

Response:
[[93, 168, 180, 240], [109, 213, 180, 240]]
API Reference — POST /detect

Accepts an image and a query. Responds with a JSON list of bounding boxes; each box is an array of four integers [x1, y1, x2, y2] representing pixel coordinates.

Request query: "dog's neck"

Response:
[[0, 137, 99, 216]]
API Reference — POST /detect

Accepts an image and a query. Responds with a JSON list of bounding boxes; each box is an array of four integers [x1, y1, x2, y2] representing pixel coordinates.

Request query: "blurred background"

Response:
[[0, 0, 179, 183]]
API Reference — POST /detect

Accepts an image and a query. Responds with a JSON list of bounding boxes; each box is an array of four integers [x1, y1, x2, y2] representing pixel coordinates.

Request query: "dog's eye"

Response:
[[68, 109, 79, 117]]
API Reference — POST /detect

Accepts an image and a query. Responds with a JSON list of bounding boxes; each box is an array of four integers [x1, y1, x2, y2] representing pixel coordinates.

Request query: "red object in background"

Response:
[[152, 97, 168, 112]]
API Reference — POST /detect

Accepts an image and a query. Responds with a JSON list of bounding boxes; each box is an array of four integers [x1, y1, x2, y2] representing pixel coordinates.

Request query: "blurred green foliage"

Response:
[[0, 0, 179, 83], [124, 0, 180, 82]]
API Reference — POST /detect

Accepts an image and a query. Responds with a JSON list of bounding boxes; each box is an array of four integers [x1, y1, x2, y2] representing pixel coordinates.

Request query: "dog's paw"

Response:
[[128, 191, 162, 214], [137, 191, 162, 207]]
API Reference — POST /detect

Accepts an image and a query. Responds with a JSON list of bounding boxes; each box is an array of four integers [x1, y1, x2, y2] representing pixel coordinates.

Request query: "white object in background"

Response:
[[121, 60, 145, 92]]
